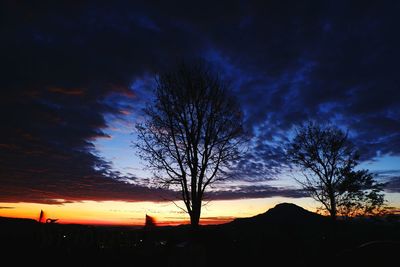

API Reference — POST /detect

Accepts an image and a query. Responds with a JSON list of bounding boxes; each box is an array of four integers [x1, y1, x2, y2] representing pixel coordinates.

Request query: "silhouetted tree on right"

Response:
[[287, 122, 386, 220]]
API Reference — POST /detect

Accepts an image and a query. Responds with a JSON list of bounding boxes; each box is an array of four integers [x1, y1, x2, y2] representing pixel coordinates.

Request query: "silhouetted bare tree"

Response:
[[286, 122, 386, 220], [136, 62, 245, 227]]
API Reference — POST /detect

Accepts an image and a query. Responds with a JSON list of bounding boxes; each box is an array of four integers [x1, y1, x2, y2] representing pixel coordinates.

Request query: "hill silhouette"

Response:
[[0, 216, 37, 225], [231, 202, 326, 225], [1, 204, 399, 266]]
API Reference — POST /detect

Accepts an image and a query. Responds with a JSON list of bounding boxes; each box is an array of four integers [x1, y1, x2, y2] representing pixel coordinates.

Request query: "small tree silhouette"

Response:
[[286, 122, 386, 220]]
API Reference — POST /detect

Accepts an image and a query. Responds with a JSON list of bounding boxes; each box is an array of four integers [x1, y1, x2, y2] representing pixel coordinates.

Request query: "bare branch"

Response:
[[135, 61, 244, 227], [286, 122, 386, 219]]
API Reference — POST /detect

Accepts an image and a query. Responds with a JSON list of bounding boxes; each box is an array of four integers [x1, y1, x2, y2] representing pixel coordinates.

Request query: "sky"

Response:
[[1, 0, 400, 225]]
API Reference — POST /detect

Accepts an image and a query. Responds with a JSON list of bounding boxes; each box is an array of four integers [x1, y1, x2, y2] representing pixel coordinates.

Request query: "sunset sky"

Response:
[[1, 1, 399, 225]]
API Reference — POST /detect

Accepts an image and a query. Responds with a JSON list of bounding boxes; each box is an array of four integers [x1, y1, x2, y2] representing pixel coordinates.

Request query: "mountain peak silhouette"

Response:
[[231, 203, 326, 225]]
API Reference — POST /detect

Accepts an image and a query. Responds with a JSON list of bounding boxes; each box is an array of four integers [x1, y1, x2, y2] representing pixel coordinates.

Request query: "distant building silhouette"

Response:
[[38, 209, 45, 223], [38, 210, 58, 224], [145, 214, 156, 228]]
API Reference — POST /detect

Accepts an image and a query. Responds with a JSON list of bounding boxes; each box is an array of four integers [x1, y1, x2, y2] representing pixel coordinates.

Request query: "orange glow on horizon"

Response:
[[1, 194, 399, 226], [0, 197, 321, 226], [10, 193, 400, 225], [0, 193, 400, 226]]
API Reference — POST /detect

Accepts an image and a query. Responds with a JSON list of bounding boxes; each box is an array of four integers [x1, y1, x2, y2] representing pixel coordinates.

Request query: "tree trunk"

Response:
[[329, 194, 337, 221], [190, 200, 201, 228]]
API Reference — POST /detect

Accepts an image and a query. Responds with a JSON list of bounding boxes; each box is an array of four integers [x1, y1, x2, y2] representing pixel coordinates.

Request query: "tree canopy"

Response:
[[136, 62, 245, 227], [286, 122, 386, 219]]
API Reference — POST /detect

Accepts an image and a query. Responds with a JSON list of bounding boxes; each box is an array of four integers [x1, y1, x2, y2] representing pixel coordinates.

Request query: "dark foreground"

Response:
[[1, 203, 399, 266]]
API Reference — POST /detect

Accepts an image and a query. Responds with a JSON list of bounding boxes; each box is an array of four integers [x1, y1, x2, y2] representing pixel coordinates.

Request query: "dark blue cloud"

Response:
[[374, 170, 400, 193], [386, 177, 400, 193], [1, 1, 399, 203], [206, 185, 307, 200]]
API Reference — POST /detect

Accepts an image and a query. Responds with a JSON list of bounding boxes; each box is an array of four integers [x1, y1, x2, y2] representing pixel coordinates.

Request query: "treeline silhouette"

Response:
[[1, 203, 399, 266]]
